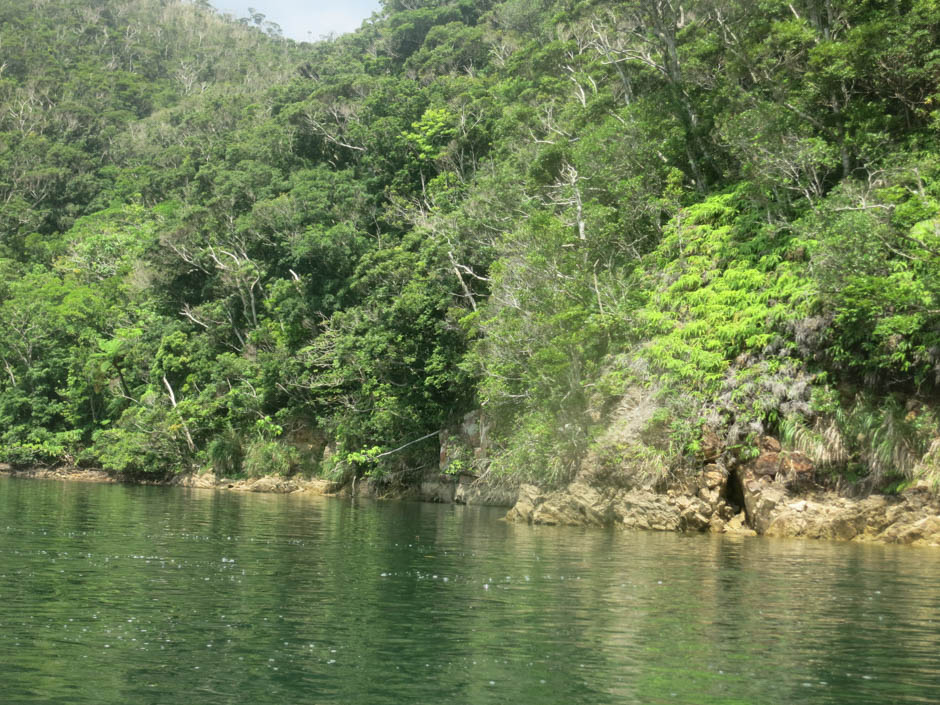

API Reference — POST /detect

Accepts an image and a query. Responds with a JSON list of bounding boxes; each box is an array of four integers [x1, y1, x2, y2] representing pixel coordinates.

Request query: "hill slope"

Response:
[[1, 0, 938, 493]]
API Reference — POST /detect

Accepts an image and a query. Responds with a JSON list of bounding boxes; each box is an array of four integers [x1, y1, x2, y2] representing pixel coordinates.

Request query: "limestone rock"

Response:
[[420, 476, 456, 503], [297, 478, 338, 494], [703, 464, 728, 491], [439, 411, 489, 474], [725, 511, 757, 536], [505, 484, 542, 523], [730, 461, 940, 545], [759, 435, 782, 453], [10, 467, 116, 484], [737, 469, 788, 534], [701, 429, 723, 462], [246, 476, 298, 493], [612, 490, 681, 532], [454, 477, 517, 506], [507, 473, 745, 535], [530, 482, 613, 526], [176, 472, 221, 489], [698, 486, 719, 504], [678, 497, 713, 531]]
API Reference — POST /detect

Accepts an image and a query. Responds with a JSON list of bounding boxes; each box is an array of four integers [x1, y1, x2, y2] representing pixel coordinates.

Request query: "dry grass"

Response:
[[578, 386, 677, 490], [781, 397, 939, 492], [914, 438, 940, 491], [780, 417, 849, 469]]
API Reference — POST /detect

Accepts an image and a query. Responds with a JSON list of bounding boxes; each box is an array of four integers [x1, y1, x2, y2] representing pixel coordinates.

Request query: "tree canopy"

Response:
[[1, 0, 938, 492]]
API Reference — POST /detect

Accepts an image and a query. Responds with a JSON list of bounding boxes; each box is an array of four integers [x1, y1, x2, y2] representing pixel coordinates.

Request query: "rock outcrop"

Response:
[[173, 472, 337, 494], [735, 469, 940, 546], [504, 434, 940, 547], [420, 471, 518, 506], [438, 411, 489, 474], [417, 410, 516, 506], [506, 480, 737, 534]]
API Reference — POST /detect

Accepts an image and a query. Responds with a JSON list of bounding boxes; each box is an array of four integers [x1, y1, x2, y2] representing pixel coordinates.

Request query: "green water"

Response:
[[1, 477, 938, 704]]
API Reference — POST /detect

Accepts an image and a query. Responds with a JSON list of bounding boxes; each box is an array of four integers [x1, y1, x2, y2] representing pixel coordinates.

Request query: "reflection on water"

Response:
[[1, 476, 938, 704]]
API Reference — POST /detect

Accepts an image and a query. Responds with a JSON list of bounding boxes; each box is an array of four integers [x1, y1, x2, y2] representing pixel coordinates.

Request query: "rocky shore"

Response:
[[0, 464, 338, 495], [504, 478, 940, 546], [4, 430, 940, 547], [501, 435, 940, 547]]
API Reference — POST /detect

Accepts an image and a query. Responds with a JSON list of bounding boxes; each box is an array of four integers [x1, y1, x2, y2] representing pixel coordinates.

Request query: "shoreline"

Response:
[[505, 477, 940, 548], [0, 464, 340, 496], [3, 462, 939, 547]]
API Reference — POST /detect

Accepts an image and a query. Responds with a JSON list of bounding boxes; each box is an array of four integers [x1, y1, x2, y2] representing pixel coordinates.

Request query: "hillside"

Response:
[[1, 0, 938, 495]]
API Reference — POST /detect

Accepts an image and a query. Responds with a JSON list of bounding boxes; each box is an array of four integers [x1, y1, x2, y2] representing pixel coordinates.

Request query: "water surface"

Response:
[[1, 476, 938, 704]]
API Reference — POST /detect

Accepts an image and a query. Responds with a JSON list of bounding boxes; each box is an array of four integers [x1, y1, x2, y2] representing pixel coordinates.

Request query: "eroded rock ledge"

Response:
[[504, 436, 940, 547], [506, 478, 940, 547]]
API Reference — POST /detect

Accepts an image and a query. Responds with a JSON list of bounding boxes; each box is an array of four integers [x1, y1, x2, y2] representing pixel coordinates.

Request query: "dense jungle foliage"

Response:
[[1, 0, 938, 491]]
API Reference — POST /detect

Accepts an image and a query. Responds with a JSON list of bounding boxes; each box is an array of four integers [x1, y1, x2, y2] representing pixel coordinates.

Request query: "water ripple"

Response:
[[1, 477, 938, 704]]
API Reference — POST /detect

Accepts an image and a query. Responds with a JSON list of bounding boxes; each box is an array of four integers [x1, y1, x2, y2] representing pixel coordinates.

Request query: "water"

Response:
[[0, 476, 938, 704]]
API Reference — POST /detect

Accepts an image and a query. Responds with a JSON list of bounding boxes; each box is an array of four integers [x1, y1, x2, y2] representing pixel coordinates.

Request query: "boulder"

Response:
[[751, 451, 782, 477], [759, 435, 782, 453], [739, 436, 815, 485], [782, 451, 813, 475], [736, 469, 788, 534]]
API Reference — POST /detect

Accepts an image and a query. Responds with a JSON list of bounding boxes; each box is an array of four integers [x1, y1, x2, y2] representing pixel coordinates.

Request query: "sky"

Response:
[[214, 1, 383, 42]]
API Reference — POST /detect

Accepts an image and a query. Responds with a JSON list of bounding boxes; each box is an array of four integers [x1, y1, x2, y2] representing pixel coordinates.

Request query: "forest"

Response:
[[1, 0, 938, 494]]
